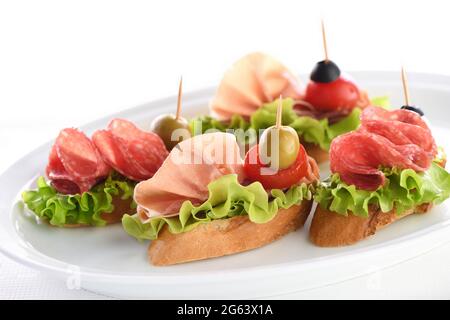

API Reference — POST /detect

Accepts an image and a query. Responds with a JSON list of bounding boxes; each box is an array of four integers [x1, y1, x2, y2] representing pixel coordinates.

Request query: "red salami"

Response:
[[92, 129, 149, 181], [360, 106, 428, 128], [56, 129, 99, 179], [46, 118, 168, 194], [330, 106, 437, 190], [46, 144, 80, 194], [46, 129, 111, 194], [92, 119, 169, 181]]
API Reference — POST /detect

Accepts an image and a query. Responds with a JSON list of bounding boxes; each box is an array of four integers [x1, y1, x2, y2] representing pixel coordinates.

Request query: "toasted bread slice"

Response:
[[310, 160, 446, 247], [148, 200, 313, 266], [303, 142, 328, 164], [309, 203, 433, 247], [58, 197, 134, 228]]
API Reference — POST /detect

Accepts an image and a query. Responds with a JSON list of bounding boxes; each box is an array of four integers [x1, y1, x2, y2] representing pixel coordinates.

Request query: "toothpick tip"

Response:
[[401, 66, 411, 106], [321, 19, 329, 62], [176, 77, 183, 120], [276, 95, 283, 128]]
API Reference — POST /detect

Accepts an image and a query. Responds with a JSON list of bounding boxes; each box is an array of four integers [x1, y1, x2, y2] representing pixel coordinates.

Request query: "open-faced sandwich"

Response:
[[310, 105, 450, 246], [22, 119, 168, 227], [122, 103, 320, 265], [190, 52, 388, 163]]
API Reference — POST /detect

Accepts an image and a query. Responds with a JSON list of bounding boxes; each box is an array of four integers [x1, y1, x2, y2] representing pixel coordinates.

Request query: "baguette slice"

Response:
[[310, 160, 446, 247], [309, 203, 432, 247], [57, 197, 134, 228], [148, 200, 313, 266]]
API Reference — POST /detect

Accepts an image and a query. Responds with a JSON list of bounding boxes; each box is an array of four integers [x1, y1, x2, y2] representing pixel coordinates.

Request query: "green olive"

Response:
[[150, 114, 191, 150], [259, 125, 299, 170]]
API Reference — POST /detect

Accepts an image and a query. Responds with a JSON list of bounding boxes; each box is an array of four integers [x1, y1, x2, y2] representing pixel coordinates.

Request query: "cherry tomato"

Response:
[[304, 76, 360, 112], [244, 144, 308, 189]]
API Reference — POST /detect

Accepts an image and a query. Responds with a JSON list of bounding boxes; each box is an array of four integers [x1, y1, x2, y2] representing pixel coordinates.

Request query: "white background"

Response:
[[1, 0, 450, 299]]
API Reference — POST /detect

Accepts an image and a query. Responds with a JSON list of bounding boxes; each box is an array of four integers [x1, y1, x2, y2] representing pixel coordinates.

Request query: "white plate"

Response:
[[1, 71, 450, 299]]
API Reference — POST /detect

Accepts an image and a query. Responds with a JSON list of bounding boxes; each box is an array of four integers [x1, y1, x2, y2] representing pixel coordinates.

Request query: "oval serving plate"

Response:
[[1, 71, 450, 299]]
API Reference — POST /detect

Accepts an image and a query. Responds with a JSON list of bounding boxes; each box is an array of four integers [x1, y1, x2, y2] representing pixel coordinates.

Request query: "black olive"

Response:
[[310, 60, 341, 83], [400, 105, 424, 116]]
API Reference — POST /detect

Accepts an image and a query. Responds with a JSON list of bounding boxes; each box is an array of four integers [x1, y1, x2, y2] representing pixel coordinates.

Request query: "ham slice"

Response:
[[134, 132, 245, 220], [210, 52, 303, 120], [330, 106, 437, 190]]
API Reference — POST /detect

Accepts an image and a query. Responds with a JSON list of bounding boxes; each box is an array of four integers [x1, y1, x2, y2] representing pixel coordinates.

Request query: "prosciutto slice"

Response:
[[134, 132, 245, 220], [46, 128, 111, 194], [330, 106, 437, 190], [210, 52, 303, 120]]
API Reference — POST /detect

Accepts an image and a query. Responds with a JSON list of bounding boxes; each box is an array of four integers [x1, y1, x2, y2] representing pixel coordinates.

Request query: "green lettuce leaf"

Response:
[[189, 114, 256, 146], [251, 98, 362, 150], [22, 174, 136, 227], [122, 174, 314, 240], [370, 96, 390, 109], [189, 97, 388, 151], [189, 114, 251, 134], [315, 162, 450, 217]]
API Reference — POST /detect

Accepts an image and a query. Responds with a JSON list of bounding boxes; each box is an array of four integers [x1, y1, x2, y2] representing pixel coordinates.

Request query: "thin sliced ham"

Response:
[[330, 106, 437, 190], [134, 132, 245, 220], [210, 52, 303, 120]]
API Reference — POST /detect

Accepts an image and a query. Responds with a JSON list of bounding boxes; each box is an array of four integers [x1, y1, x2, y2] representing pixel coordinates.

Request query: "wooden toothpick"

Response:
[[401, 67, 411, 106], [276, 94, 282, 128], [321, 19, 329, 63], [176, 76, 183, 120]]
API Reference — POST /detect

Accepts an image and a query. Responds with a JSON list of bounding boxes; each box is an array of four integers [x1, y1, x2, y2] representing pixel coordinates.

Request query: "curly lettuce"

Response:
[[189, 114, 251, 134], [315, 162, 450, 217], [189, 114, 256, 146], [370, 96, 390, 109], [251, 98, 363, 150], [189, 97, 389, 150], [122, 174, 314, 240], [22, 174, 136, 227]]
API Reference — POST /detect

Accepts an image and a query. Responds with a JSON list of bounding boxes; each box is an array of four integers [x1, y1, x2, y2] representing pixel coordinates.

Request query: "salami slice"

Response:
[[108, 134, 153, 178], [330, 132, 431, 190], [123, 137, 167, 177], [361, 106, 429, 129], [95, 119, 169, 180], [360, 107, 436, 156], [46, 118, 169, 193], [94, 146, 112, 178], [56, 128, 100, 180], [46, 129, 111, 194], [330, 106, 437, 191], [92, 130, 148, 181], [46, 144, 69, 181], [108, 118, 168, 168]]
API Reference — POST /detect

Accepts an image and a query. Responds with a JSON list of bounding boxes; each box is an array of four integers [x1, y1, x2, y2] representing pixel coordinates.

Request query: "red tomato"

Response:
[[244, 144, 308, 189], [304, 76, 360, 112]]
